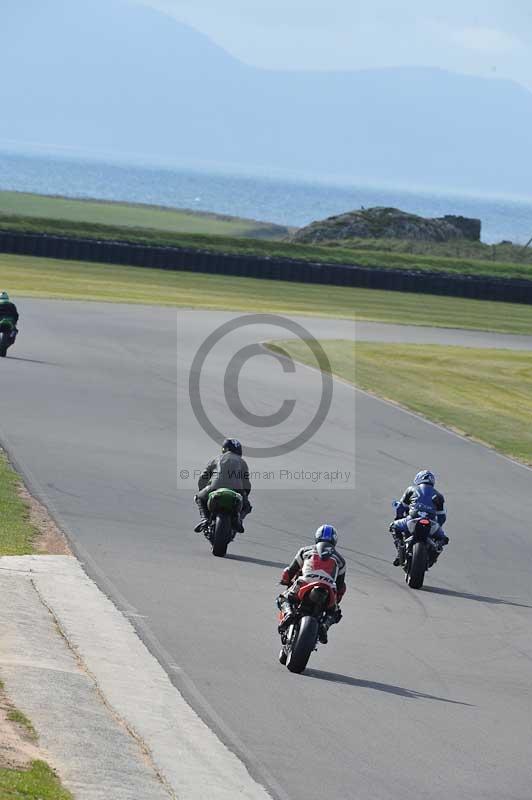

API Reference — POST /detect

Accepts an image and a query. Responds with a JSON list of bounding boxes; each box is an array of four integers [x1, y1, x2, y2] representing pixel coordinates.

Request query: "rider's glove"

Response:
[[388, 522, 396, 533], [280, 569, 291, 586]]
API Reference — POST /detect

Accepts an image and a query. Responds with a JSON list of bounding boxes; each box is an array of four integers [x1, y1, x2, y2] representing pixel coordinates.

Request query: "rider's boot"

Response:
[[430, 534, 449, 565], [194, 508, 209, 533], [393, 535, 405, 566], [233, 511, 244, 533], [277, 599, 295, 632], [194, 494, 210, 533], [319, 605, 342, 644], [318, 619, 330, 644], [318, 612, 333, 644]]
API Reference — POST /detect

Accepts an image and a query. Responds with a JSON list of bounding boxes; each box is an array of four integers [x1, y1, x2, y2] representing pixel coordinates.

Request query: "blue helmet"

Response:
[[315, 524, 338, 546], [414, 470, 435, 486], [222, 438, 242, 456]]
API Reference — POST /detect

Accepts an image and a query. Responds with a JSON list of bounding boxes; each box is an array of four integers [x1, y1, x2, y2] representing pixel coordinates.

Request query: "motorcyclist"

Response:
[[194, 438, 252, 533], [0, 291, 19, 342], [277, 524, 346, 645], [390, 469, 449, 566]]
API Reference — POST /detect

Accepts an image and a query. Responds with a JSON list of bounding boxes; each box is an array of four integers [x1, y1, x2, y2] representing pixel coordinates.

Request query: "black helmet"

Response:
[[222, 438, 242, 456]]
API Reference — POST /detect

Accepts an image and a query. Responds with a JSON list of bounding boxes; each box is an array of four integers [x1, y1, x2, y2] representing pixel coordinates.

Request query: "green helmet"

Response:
[[0, 291, 9, 302]]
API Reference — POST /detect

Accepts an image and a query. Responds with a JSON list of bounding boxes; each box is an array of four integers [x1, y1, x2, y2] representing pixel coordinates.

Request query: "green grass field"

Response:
[[0, 190, 288, 239], [2, 203, 532, 282], [0, 451, 37, 555], [313, 234, 532, 264], [0, 760, 72, 799], [5, 253, 532, 333], [269, 339, 532, 464]]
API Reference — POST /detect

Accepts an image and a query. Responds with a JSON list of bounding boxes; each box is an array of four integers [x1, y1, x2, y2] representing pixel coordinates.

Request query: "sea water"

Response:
[[1, 150, 531, 244]]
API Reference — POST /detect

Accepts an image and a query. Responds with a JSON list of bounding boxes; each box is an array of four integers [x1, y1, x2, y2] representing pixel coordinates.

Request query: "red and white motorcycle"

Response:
[[277, 545, 339, 674]]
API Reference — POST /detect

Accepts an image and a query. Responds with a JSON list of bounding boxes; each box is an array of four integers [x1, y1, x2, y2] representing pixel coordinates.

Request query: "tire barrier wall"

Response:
[[1, 230, 531, 304]]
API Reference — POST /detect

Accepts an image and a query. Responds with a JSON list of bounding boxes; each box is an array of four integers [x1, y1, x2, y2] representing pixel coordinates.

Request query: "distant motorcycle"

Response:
[[201, 488, 243, 557], [392, 500, 442, 589], [0, 318, 16, 357], [278, 552, 338, 673]]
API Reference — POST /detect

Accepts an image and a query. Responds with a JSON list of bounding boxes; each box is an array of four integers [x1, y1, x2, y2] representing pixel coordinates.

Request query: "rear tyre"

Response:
[[212, 514, 232, 557], [407, 541, 427, 589], [287, 616, 319, 674], [0, 333, 7, 357]]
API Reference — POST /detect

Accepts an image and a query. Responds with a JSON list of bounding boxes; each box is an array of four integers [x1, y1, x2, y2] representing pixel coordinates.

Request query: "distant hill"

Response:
[[293, 207, 482, 243], [2, 0, 532, 196]]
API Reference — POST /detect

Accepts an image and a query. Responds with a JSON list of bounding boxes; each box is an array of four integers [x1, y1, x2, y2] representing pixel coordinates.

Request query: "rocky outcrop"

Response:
[[292, 207, 481, 244]]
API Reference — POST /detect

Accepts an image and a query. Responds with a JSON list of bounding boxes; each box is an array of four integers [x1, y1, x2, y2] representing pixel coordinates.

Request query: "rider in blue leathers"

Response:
[[389, 470, 449, 566]]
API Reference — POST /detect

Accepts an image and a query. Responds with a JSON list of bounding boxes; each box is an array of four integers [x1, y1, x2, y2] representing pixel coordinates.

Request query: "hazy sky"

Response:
[[137, 0, 532, 89]]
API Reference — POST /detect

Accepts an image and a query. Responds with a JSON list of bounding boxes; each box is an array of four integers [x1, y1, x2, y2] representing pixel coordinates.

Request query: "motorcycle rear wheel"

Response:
[[0, 332, 8, 357], [407, 541, 427, 589], [286, 616, 319, 674], [211, 514, 232, 557]]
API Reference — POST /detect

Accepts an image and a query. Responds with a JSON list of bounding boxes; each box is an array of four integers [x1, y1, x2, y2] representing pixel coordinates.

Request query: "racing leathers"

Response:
[[277, 544, 346, 644], [390, 483, 449, 565], [0, 301, 19, 341], [195, 451, 252, 531]]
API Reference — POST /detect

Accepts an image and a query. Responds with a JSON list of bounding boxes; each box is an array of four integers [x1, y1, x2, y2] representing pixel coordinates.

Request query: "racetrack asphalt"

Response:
[[1, 299, 532, 800]]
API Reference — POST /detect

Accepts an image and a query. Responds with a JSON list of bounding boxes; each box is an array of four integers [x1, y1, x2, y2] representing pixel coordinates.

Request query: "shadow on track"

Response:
[[340, 545, 391, 565], [423, 586, 532, 608], [5, 355, 57, 366], [227, 554, 286, 569], [305, 669, 474, 706]]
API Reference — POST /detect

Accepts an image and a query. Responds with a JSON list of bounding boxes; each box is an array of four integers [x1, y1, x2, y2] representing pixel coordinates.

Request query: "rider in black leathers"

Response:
[[389, 469, 449, 566], [194, 438, 252, 533], [0, 292, 19, 342]]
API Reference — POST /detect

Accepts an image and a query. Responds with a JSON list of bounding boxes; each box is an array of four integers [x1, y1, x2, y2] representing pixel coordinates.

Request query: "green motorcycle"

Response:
[[204, 488, 243, 557], [0, 318, 16, 357]]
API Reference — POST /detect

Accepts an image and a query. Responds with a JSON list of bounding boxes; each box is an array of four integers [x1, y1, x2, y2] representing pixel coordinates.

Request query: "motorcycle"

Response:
[[392, 500, 442, 589], [202, 488, 243, 557], [0, 318, 16, 357], [278, 554, 338, 674]]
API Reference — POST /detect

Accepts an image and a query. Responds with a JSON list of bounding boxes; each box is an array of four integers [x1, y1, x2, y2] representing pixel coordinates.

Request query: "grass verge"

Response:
[[0, 460, 72, 797], [4, 253, 532, 333], [268, 340, 532, 464], [0, 451, 37, 555], [7, 710, 37, 741], [0, 760, 73, 799], [2, 211, 532, 281], [0, 190, 288, 239]]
